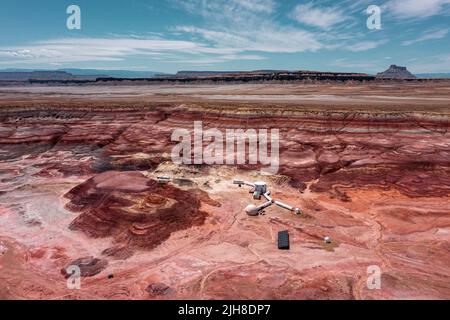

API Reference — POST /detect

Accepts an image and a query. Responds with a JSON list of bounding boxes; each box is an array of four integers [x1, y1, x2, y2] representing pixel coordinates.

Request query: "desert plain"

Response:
[[0, 81, 449, 299]]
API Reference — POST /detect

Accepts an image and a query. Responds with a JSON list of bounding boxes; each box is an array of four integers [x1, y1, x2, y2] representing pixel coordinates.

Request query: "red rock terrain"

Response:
[[65, 171, 219, 253], [0, 83, 449, 300]]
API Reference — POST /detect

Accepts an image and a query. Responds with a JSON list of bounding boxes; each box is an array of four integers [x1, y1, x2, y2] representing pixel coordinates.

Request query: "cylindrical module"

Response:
[[274, 201, 293, 211]]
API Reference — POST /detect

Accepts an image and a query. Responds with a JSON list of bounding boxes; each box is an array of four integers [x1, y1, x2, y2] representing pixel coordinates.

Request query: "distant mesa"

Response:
[[376, 65, 416, 79], [0, 68, 376, 85], [174, 70, 290, 77], [0, 70, 83, 81], [0, 69, 165, 81]]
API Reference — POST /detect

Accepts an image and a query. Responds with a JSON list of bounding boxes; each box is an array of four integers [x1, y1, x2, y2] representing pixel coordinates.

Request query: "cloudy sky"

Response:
[[0, 0, 449, 74]]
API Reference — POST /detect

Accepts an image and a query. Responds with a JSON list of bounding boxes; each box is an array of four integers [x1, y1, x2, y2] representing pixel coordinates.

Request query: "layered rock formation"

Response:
[[65, 171, 219, 253]]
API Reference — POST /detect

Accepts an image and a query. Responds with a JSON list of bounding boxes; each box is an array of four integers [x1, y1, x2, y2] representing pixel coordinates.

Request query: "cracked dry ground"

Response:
[[0, 83, 449, 299]]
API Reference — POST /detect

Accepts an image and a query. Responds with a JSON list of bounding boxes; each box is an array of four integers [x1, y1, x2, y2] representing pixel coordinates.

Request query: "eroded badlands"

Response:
[[0, 83, 449, 299]]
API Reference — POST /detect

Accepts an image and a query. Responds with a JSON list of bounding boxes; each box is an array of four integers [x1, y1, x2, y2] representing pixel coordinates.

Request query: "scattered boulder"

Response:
[[61, 256, 108, 278], [0, 243, 7, 255], [146, 282, 172, 296]]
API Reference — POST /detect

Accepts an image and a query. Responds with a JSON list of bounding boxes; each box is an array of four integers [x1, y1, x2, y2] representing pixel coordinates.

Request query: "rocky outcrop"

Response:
[[146, 283, 172, 297], [65, 171, 220, 251], [376, 65, 416, 79], [61, 256, 108, 278]]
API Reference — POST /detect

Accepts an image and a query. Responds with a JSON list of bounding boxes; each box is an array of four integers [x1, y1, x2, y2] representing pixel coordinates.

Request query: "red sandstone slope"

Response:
[[65, 171, 219, 255]]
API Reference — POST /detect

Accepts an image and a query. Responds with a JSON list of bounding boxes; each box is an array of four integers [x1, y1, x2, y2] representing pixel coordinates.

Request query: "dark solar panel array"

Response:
[[278, 230, 290, 250]]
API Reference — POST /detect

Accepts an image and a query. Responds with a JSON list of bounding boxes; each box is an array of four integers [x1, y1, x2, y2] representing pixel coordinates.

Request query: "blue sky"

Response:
[[0, 0, 449, 74]]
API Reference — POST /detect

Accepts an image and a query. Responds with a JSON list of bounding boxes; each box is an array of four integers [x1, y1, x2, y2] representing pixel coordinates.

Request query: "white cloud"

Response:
[[0, 48, 65, 59], [174, 26, 323, 53], [386, 0, 450, 19], [407, 53, 450, 73], [0, 34, 281, 67], [173, 1, 390, 56], [172, 0, 323, 53], [232, 0, 275, 14], [173, 0, 275, 24], [402, 28, 449, 45], [345, 40, 387, 52], [0, 37, 252, 65], [172, 54, 267, 65], [291, 3, 347, 29]]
